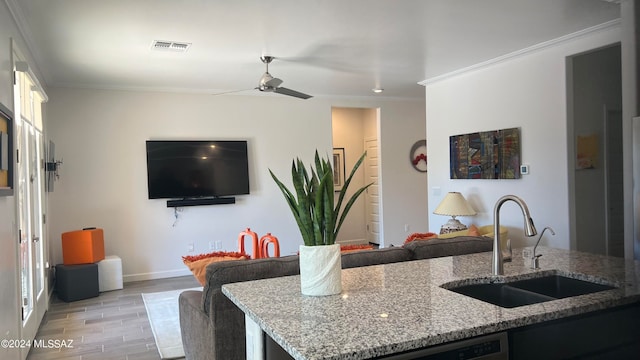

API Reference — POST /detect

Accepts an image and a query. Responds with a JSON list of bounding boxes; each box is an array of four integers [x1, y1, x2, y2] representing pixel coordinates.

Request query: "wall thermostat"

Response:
[[520, 164, 530, 175]]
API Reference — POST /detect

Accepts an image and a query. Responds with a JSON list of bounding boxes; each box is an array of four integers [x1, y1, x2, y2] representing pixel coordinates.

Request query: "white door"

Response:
[[30, 128, 47, 324], [364, 138, 380, 245], [14, 64, 48, 360], [16, 111, 36, 341]]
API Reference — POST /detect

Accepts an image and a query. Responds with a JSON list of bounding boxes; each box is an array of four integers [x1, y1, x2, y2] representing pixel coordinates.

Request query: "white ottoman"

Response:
[[97, 255, 123, 292]]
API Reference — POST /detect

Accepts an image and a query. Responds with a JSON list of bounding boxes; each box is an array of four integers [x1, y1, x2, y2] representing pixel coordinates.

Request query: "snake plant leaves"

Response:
[[270, 150, 373, 246]]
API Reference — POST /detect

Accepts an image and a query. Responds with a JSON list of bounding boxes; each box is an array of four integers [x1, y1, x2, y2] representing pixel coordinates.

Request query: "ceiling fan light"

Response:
[[256, 55, 312, 99], [259, 73, 273, 86]]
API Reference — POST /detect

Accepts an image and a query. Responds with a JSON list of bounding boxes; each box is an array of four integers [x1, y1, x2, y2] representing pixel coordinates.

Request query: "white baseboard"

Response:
[[123, 268, 192, 283]]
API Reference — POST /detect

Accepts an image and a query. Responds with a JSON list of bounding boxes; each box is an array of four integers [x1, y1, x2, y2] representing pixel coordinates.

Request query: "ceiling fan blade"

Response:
[[211, 88, 254, 96], [274, 87, 313, 99], [264, 77, 283, 88]]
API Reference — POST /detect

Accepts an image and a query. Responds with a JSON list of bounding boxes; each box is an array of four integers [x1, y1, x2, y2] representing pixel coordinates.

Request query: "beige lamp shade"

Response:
[[433, 192, 476, 234]]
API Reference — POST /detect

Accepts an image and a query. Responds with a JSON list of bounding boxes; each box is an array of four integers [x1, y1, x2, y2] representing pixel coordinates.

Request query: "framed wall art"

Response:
[[449, 127, 521, 180], [410, 139, 427, 172], [0, 102, 14, 196], [333, 148, 345, 191]]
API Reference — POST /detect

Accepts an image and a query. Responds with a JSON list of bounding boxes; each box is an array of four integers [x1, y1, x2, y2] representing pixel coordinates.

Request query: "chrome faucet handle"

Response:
[[531, 254, 542, 269]]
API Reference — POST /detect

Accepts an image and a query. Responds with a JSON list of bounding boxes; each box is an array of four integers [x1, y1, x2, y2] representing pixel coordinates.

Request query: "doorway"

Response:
[[569, 44, 623, 257], [331, 107, 381, 245]]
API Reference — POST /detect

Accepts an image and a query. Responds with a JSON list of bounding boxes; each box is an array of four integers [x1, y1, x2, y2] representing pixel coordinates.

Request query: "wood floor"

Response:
[[26, 275, 200, 360]]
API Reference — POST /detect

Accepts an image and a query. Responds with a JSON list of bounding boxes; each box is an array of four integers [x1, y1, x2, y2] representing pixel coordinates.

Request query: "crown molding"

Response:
[[419, 19, 621, 87]]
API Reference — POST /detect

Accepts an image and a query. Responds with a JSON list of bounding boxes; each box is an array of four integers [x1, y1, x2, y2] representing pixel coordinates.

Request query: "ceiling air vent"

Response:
[[151, 40, 191, 52]]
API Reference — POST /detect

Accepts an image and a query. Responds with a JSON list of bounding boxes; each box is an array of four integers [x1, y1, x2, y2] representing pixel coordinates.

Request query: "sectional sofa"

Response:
[[178, 236, 493, 360]]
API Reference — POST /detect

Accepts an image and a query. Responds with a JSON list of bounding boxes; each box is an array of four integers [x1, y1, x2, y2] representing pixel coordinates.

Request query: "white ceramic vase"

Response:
[[299, 243, 342, 296]]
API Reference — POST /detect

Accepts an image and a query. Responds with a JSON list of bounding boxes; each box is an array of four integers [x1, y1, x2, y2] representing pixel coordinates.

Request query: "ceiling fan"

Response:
[[257, 56, 312, 99]]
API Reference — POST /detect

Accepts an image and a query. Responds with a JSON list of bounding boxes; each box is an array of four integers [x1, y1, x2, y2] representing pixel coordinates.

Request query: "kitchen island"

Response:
[[222, 247, 640, 359]]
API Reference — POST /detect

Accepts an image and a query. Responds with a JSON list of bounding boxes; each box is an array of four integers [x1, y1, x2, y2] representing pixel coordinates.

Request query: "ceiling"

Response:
[[11, 0, 620, 100]]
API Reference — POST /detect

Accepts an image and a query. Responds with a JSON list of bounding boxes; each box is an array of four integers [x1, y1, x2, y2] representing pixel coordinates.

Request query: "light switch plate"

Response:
[[520, 164, 530, 175]]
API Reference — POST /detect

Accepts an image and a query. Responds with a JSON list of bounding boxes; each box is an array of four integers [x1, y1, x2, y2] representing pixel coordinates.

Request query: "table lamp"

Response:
[[433, 192, 477, 234]]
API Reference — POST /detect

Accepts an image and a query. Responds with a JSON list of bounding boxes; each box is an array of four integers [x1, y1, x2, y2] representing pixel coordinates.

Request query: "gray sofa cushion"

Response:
[[341, 247, 412, 268], [403, 236, 492, 260]]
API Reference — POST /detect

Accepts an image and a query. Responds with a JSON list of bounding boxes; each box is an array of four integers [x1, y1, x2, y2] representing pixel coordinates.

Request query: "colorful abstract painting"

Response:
[[449, 127, 521, 179]]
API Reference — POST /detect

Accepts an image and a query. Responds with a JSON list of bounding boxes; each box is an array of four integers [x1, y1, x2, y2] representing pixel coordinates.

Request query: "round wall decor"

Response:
[[410, 139, 427, 172]]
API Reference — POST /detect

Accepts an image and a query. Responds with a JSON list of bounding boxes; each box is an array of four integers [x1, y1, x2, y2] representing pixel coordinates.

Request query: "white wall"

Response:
[[378, 98, 429, 245], [46, 88, 426, 281], [425, 25, 621, 250]]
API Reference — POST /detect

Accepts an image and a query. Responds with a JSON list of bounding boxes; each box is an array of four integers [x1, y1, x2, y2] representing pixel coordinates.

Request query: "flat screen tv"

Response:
[[146, 140, 249, 199]]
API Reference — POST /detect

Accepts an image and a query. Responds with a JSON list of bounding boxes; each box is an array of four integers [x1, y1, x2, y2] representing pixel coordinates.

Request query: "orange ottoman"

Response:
[[61, 228, 105, 265]]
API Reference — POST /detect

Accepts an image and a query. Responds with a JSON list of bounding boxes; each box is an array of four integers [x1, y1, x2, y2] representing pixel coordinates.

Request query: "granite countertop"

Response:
[[222, 247, 640, 360]]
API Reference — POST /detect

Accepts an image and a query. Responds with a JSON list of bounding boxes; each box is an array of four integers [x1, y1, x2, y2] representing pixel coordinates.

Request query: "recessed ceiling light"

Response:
[[372, 88, 384, 93]]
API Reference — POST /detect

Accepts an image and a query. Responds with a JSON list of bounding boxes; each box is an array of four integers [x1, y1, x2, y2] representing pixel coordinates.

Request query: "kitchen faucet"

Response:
[[492, 195, 537, 275]]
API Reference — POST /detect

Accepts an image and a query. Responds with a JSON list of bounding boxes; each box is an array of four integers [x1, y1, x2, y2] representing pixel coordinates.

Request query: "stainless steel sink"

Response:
[[443, 274, 616, 308]]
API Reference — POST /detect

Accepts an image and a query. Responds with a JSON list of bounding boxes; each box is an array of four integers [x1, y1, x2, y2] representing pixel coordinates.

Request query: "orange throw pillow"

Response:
[[404, 232, 438, 244], [340, 244, 374, 252], [182, 251, 248, 285], [468, 224, 481, 237]]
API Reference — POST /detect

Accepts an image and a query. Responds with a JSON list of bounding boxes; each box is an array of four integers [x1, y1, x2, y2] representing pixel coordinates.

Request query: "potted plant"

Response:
[[270, 150, 372, 296]]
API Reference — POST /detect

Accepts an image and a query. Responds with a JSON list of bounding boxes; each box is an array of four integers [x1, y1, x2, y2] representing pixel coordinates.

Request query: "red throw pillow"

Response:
[[404, 232, 438, 244], [182, 251, 248, 285]]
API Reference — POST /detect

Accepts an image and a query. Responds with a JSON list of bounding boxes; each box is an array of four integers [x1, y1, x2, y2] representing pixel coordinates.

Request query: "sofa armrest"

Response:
[[195, 256, 301, 360], [179, 290, 215, 360]]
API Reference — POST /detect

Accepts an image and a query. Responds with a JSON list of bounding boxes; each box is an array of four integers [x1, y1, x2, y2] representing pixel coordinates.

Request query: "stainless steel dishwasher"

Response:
[[379, 332, 508, 360]]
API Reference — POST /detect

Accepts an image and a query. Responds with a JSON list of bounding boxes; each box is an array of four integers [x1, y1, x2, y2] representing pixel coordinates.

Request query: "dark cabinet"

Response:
[[509, 303, 640, 359]]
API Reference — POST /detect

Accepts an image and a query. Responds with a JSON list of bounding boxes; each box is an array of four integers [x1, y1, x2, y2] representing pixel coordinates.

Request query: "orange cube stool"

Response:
[[61, 228, 105, 265]]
